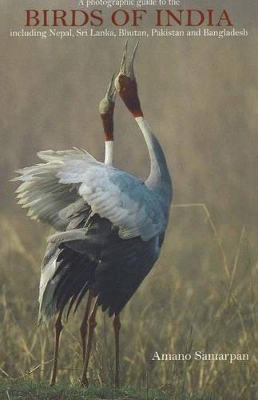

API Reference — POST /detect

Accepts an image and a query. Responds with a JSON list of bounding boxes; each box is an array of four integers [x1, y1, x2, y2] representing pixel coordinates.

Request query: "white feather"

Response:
[[14, 148, 166, 240]]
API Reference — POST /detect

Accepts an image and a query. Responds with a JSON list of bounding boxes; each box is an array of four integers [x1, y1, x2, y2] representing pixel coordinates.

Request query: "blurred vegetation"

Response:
[[1, 1, 258, 399], [0, 378, 214, 400], [0, 206, 257, 399]]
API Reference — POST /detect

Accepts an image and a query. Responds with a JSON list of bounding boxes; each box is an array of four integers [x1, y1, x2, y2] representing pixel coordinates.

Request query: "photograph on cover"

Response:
[[0, 1, 257, 399]]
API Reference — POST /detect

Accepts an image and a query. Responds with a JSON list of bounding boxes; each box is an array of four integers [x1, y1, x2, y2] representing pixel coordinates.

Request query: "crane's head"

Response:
[[99, 74, 116, 141], [115, 41, 143, 118]]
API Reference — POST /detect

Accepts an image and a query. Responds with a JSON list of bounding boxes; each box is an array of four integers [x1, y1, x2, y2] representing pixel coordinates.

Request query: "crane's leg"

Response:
[[113, 314, 121, 388], [81, 298, 98, 386], [50, 308, 63, 386], [80, 291, 93, 362]]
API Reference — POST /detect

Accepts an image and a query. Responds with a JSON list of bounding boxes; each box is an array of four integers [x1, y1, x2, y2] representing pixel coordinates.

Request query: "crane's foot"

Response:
[[49, 310, 63, 387], [113, 314, 121, 388], [80, 299, 98, 388], [80, 376, 89, 387]]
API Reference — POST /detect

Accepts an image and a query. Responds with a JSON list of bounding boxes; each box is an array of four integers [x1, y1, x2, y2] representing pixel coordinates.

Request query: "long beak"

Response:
[[105, 73, 116, 103], [118, 40, 140, 80], [127, 40, 139, 79], [99, 74, 116, 114], [119, 40, 128, 75]]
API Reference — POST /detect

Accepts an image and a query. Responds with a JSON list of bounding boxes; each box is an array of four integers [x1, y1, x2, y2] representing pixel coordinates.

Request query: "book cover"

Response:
[[1, 1, 256, 399]]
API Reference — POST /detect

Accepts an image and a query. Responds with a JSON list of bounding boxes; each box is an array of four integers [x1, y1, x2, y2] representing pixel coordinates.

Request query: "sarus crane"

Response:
[[14, 42, 173, 387]]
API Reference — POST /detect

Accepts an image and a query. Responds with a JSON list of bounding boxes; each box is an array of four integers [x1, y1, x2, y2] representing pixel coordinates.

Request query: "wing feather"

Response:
[[38, 215, 161, 321], [14, 148, 166, 240]]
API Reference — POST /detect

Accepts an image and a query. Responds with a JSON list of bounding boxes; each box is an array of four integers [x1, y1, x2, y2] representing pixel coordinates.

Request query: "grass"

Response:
[[0, 204, 257, 399], [0, 378, 214, 400]]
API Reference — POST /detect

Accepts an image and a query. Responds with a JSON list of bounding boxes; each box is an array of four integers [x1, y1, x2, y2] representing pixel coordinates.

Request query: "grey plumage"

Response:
[[14, 145, 171, 322], [13, 43, 172, 387], [40, 214, 161, 321]]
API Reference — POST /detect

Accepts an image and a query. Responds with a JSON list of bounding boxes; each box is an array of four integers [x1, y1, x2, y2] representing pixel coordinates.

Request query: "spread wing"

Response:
[[13, 150, 84, 230], [14, 148, 166, 240]]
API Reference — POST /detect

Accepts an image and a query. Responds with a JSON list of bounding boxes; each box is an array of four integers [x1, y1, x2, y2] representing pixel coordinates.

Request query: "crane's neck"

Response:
[[104, 140, 114, 165], [135, 116, 172, 204]]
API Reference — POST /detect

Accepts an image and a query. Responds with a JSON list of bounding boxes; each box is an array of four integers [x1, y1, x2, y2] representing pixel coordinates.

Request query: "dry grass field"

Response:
[[1, 1, 258, 399], [0, 204, 257, 399]]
